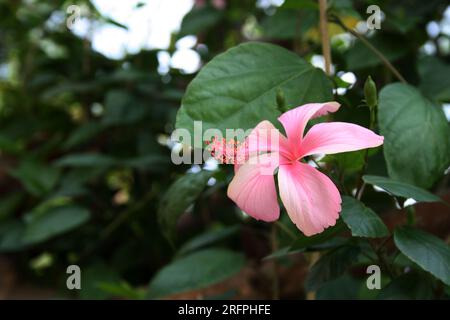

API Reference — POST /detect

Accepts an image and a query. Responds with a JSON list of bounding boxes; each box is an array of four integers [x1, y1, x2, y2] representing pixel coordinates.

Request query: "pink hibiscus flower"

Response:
[[226, 102, 384, 236]]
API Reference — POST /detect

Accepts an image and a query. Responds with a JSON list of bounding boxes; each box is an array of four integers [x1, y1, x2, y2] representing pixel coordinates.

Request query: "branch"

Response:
[[329, 15, 407, 84], [319, 0, 332, 75]]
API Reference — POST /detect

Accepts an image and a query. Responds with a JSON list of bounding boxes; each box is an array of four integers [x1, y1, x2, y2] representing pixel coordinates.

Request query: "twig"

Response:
[[271, 224, 280, 300], [329, 15, 407, 84], [319, 0, 332, 75], [368, 240, 395, 279]]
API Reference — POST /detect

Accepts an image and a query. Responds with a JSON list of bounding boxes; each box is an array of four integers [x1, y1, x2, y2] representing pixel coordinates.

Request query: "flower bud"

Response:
[[364, 76, 378, 108], [276, 87, 287, 112]]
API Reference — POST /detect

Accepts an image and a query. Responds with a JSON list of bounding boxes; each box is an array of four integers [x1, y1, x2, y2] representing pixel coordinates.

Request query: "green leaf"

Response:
[[96, 281, 145, 300], [158, 170, 213, 243], [176, 42, 333, 138], [305, 244, 360, 291], [147, 249, 245, 298], [378, 83, 450, 188], [9, 160, 61, 196], [323, 150, 366, 174], [316, 274, 361, 300], [177, 225, 240, 256], [341, 196, 389, 238], [394, 226, 450, 285], [55, 153, 117, 168], [0, 193, 23, 221], [63, 122, 106, 150], [80, 263, 121, 300], [23, 205, 90, 244], [377, 272, 434, 300], [290, 219, 346, 250], [0, 221, 28, 252], [363, 175, 442, 203]]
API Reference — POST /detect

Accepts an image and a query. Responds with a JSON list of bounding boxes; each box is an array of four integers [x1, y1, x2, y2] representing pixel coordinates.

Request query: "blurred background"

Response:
[[0, 0, 449, 299]]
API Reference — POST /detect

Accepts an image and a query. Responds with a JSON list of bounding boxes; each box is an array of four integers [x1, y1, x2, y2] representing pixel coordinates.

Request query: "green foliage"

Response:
[[377, 273, 434, 300], [305, 245, 361, 291], [341, 196, 389, 238], [0, 0, 449, 301], [418, 56, 450, 102], [345, 35, 408, 70], [378, 83, 450, 188], [363, 175, 442, 203], [147, 249, 245, 298], [176, 42, 333, 137], [394, 227, 450, 285], [177, 225, 240, 256], [23, 204, 90, 244], [158, 170, 213, 243], [291, 219, 346, 251]]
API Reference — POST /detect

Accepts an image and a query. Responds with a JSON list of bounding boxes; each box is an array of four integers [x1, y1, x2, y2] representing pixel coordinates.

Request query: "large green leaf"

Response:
[[176, 42, 333, 137], [158, 170, 213, 243], [341, 196, 389, 238], [147, 249, 245, 298], [394, 226, 450, 285], [378, 83, 450, 188], [363, 175, 442, 203], [23, 205, 91, 244]]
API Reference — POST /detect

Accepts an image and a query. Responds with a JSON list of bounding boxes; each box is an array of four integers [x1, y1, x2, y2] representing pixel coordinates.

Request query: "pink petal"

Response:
[[299, 122, 384, 157], [227, 153, 280, 222], [278, 162, 341, 236], [278, 102, 340, 157], [235, 120, 289, 172]]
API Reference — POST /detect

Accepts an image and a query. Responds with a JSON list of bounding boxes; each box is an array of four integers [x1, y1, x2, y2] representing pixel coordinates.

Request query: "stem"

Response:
[[311, 158, 324, 171], [406, 206, 416, 226], [319, 0, 332, 75], [271, 224, 280, 300], [356, 182, 366, 200], [306, 252, 320, 300], [356, 92, 378, 199], [329, 15, 407, 84], [369, 240, 394, 279]]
